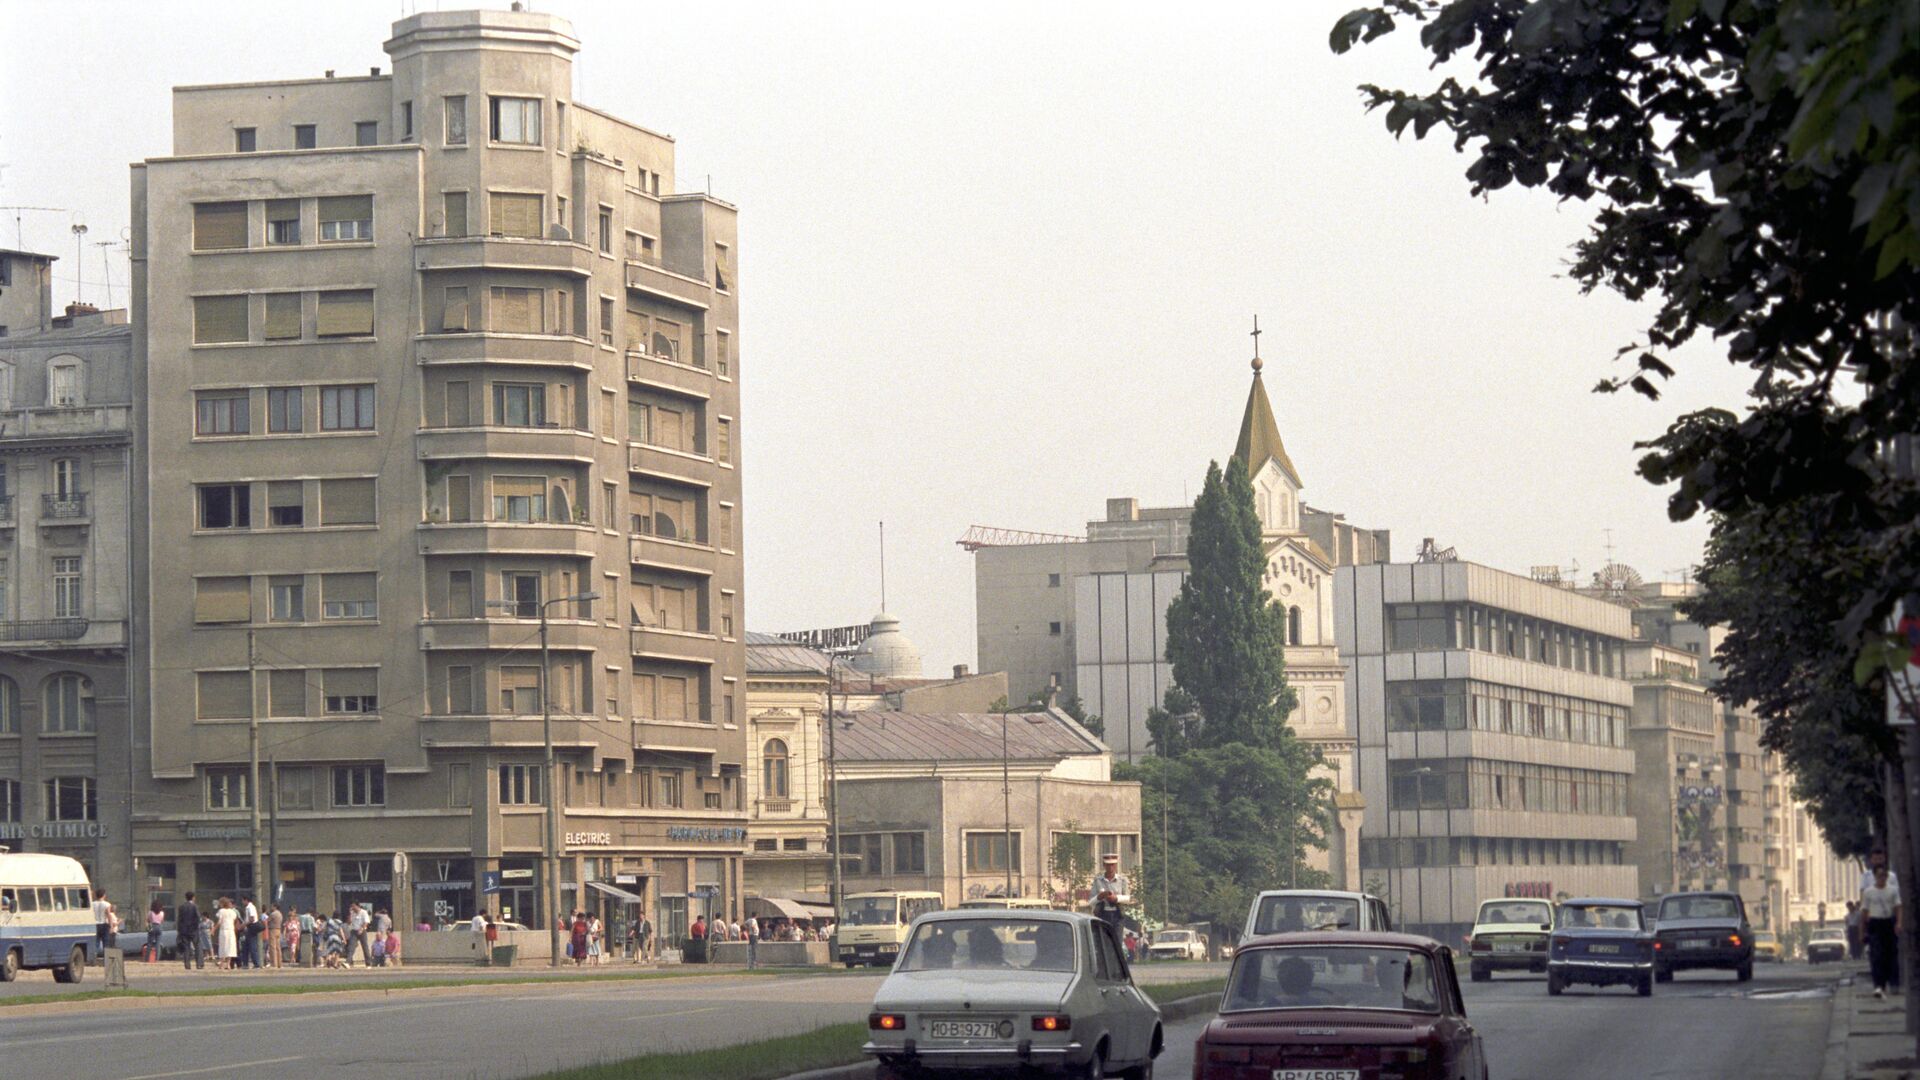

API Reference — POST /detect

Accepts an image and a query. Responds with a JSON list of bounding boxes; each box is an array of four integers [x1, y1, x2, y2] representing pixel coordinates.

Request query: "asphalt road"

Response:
[[1157, 961, 1842, 1080], [0, 960, 1228, 1080]]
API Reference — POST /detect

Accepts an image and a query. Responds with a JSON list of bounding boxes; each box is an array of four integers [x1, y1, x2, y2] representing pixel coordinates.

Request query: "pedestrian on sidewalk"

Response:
[[483, 914, 499, 965], [175, 892, 204, 970], [637, 913, 653, 962], [347, 903, 371, 967], [1864, 866, 1902, 998], [745, 914, 759, 969], [241, 895, 262, 969], [1846, 900, 1865, 961], [268, 905, 284, 968], [91, 888, 113, 960], [299, 908, 318, 967], [570, 911, 590, 967], [146, 900, 166, 962], [215, 897, 239, 970]]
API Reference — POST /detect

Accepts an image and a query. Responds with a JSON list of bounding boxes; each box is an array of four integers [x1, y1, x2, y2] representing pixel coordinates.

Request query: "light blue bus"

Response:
[[0, 852, 96, 982]]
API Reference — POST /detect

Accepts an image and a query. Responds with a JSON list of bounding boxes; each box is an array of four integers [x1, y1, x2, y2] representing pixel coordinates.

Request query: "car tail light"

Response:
[[869, 1013, 906, 1031], [1469, 937, 1489, 952], [1653, 940, 1663, 950], [1032, 1014, 1071, 1032], [1729, 934, 1742, 947]]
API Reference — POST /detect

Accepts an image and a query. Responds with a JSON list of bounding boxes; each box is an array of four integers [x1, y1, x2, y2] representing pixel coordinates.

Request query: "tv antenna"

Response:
[[0, 205, 67, 249], [70, 221, 90, 303]]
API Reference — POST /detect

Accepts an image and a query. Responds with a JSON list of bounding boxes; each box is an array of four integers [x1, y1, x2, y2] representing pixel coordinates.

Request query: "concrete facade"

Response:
[[1337, 560, 1641, 944], [0, 249, 57, 340], [0, 313, 135, 901], [128, 9, 746, 940], [1619, 641, 1725, 902]]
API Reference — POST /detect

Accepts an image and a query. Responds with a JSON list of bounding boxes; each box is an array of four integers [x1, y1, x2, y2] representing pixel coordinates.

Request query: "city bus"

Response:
[[833, 890, 944, 967], [958, 896, 1055, 911], [0, 852, 97, 982]]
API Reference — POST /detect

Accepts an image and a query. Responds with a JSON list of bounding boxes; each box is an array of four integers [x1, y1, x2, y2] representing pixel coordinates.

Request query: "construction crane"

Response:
[[955, 525, 1087, 551]]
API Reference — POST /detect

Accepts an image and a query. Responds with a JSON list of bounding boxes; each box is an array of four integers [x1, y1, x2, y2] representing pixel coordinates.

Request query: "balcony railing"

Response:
[[0, 496, 12, 525], [0, 618, 89, 641], [624, 248, 705, 281], [41, 492, 89, 519]]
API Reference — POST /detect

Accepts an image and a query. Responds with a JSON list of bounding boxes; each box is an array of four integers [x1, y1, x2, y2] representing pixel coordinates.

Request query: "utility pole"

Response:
[[1002, 708, 1014, 899], [826, 667, 843, 926], [247, 629, 262, 904], [268, 756, 279, 911]]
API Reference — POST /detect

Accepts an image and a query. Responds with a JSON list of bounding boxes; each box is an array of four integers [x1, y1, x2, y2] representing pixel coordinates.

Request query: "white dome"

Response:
[[850, 611, 923, 678]]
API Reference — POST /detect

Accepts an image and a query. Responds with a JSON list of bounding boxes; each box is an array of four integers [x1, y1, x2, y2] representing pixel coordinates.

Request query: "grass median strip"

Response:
[[0, 965, 837, 1009], [528, 976, 1230, 1080]]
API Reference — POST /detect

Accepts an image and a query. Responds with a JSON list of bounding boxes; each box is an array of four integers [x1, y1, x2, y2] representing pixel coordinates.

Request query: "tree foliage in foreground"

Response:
[[1118, 460, 1329, 932], [1331, 0, 1918, 838]]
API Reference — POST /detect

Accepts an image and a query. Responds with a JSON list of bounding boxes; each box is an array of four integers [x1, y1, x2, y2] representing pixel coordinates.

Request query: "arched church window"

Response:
[[1288, 606, 1302, 646]]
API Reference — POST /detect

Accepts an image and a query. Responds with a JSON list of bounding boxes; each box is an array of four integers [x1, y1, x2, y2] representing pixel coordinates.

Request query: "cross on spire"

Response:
[[1250, 314, 1264, 373]]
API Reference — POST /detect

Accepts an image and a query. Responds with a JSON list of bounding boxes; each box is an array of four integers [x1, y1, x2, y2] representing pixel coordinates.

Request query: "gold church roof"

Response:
[[1233, 366, 1302, 488]]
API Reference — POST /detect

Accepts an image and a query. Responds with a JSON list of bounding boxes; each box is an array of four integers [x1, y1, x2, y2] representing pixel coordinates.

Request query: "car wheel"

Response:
[[0, 949, 18, 982], [1077, 1042, 1106, 1080], [1638, 973, 1653, 997], [1470, 963, 1490, 982], [53, 945, 86, 984], [1547, 971, 1563, 996], [1737, 962, 1753, 983], [1119, 1056, 1154, 1080]]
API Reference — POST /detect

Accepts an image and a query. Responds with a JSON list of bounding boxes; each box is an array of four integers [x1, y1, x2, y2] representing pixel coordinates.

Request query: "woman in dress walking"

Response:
[[569, 912, 590, 967], [214, 898, 240, 969]]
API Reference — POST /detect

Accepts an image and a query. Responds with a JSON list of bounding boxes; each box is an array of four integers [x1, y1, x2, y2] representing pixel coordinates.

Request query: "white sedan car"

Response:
[[864, 909, 1163, 1079], [1145, 929, 1207, 961]]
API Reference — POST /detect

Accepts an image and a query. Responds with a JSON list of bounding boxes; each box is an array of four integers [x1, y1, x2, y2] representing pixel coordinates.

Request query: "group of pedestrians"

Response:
[[171, 894, 400, 971]]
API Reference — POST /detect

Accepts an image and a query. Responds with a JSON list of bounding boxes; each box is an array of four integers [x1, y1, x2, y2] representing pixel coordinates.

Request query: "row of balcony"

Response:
[[413, 521, 717, 570], [0, 492, 91, 526], [0, 405, 132, 440], [418, 704, 732, 750], [413, 618, 720, 660]]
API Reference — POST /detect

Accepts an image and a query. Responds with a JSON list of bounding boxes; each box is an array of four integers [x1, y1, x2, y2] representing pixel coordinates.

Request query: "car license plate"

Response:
[[1588, 944, 1620, 954], [930, 1021, 999, 1040], [1494, 941, 1526, 953], [1680, 939, 1710, 950], [1274, 1071, 1359, 1080]]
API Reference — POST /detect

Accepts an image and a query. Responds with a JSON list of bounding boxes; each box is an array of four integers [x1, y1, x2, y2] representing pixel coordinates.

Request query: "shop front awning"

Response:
[[748, 896, 834, 921], [586, 880, 647, 905]]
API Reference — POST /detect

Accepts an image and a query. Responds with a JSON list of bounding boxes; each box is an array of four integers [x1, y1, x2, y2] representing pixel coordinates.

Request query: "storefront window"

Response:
[[413, 857, 475, 928]]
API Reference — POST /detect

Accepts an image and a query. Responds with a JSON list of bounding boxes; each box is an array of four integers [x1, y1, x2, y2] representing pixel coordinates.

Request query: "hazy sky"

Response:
[[0, 1, 1754, 673]]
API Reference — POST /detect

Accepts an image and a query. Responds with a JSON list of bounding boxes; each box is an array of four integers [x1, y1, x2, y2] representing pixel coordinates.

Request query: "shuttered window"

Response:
[[268, 669, 307, 718], [193, 577, 252, 624], [442, 287, 469, 332], [322, 572, 377, 619], [447, 666, 474, 714], [491, 475, 546, 522], [446, 475, 471, 522], [489, 192, 542, 238], [263, 292, 302, 341], [196, 671, 252, 720], [444, 191, 468, 237], [316, 290, 374, 337], [193, 202, 248, 250], [317, 195, 373, 242], [267, 480, 304, 527], [319, 477, 376, 525], [323, 668, 378, 713], [193, 295, 249, 344], [489, 286, 543, 333], [266, 200, 301, 246]]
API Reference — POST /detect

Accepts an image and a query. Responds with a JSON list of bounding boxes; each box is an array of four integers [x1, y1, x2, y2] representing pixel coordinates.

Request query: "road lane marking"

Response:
[[121, 1056, 304, 1080], [3, 997, 462, 1047], [615, 1005, 728, 1022]]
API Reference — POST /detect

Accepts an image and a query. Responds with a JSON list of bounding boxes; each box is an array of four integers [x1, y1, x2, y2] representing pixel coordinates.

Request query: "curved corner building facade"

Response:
[[1336, 561, 1639, 944], [129, 9, 747, 935]]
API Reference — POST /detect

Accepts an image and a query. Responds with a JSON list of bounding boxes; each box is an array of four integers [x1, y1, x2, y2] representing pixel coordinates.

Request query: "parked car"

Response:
[[1465, 897, 1553, 981], [1650, 891, 1754, 982], [1240, 889, 1392, 947], [1145, 927, 1207, 961], [863, 909, 1162, 1079], [1195, 931, 1488, 1079], [1807, 927, 1848, 964], [1752, 931, 1783, 963], [1547, 898, 1654, 996], [115, 927, 179, 960]]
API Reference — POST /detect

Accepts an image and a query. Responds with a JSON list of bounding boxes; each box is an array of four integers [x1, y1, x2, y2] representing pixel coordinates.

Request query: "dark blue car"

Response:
[[1547, 898, 1654, 997]]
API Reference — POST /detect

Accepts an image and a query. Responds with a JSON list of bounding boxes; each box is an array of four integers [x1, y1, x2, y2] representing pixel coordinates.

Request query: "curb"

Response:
[[1821, 972, 1855, 1080], [778, 992, 1221, 1080]]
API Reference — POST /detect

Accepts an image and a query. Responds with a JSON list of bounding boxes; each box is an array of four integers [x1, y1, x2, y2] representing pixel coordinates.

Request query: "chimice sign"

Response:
[[1504, 881, 1554, 899]]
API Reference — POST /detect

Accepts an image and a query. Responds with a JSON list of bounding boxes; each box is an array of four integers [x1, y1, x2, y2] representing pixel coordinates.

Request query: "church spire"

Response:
[[1233, 315, 1301, 487]]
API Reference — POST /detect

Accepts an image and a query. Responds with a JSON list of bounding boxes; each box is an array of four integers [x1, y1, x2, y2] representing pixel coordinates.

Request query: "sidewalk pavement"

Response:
[[1826, 960, 1917, 1080]]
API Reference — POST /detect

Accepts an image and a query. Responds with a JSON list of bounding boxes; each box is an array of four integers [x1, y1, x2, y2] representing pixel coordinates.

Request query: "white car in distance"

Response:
[[1146, 928, 1208, 961]]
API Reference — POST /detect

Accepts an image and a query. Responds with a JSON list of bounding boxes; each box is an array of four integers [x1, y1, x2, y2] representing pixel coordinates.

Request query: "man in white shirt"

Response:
[[1091, 853, 1131, 937], [1860, 846, 1901, 895], [347, 903, 371, 968], [1863, 867, 1902, 997], [91, 890, 113, 961], [744, 915, 760, 969]]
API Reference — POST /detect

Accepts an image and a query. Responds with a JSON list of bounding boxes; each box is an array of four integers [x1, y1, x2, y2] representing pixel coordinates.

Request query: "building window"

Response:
[[762, 739, 789, 798], [488, 193, 542, 240], [718, 505, 734, 549], [265, 481, 303, 527], [44, 777, 96, 822], [321, 573, 377, 620], [499, 763, 542, 805], [278, 766, 314, 810], [316, 291, 374, 338], [443, 191, 468, 238], [492, 479, 547, 524], [444, 95, 467, 145], [332, 765, 385, 807], [193, 295, 249, 344], [713, 243, 729, 291], [716, 418, 732, 464], [400, 102, 413, 141], [267, 387, 303, 433], [317, 195, 373, 243], [0, 676, 16, 735], [714, 329, 730, 378], [43, 673, 93, 733], [659, 770, 683, 808], [1048, 573, 1062, 587], [489, 285, 545, 332], [442, 286, 470, 333], [47, 362, 82, 407], [192, 577, 251, 625], [599, 297, 615, 347], [354, 120, 378, 146], [198, 484, 251, 529], [720, 592, 734, 637], [269, 576, 305, 622], [206, 768, 251, 811], [265, 200, 300, 246], [964, 832, 1021, 875], [892, 832, 927, 874], [1288, 605, 1302, 646], [293, 124, 316, 150], [489, 96, 543, 145], [493, 383, 546, 427], [0, 779, 18, 823], [261, 292, 301, 341], [320, 385, 375, 430], [235, 127, 256, 152], [1387, 603, 1458, 651], [597, 208, 613, 255], [323, 668, 378, 714], [193, 202, 248, 251], [500, 665, 541, 714], [195, 392, 249, 436]]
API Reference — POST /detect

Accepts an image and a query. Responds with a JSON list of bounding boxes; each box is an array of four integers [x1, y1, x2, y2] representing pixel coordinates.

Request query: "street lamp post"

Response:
[[825, 665, 843, 932], [488, 590, 599, 968]]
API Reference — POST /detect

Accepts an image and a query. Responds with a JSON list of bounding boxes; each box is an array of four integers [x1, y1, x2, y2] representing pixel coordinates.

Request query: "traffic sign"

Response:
[[481, 871, 503, 895]]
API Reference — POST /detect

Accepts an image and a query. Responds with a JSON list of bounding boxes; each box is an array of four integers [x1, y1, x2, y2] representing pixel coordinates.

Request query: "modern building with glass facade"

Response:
[[128, 8, 747, 937], [1336, 560, 1639, 943]]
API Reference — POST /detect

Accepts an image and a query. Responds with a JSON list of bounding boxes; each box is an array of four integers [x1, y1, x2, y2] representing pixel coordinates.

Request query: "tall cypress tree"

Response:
[[1163, 458, 1298, 749]]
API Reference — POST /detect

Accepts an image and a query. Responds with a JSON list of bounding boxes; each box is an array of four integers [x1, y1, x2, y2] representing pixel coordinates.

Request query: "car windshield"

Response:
[[841, 897, 902, 926], [1556, 904, 1642, 930], [1812, 930, 1846, 942], [1253, 895, 1361, 934], [1659, 895, 1740, 921], [897, 919, 1077, 973], [1478, 901, 1551, 926], [1224, 946, 1440, 1013], [1155, 931, 1193, 943]]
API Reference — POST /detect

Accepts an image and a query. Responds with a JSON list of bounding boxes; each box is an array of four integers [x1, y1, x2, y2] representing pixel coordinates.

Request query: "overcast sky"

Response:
[[0, 1, 1754, 673]]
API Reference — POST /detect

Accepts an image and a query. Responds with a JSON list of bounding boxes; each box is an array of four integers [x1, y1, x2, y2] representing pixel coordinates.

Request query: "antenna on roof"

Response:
[[879, 521, 887, 612]]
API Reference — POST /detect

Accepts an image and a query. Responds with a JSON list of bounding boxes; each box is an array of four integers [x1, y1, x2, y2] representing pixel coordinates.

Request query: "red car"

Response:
[[1191, 931, 1488, 1080]]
